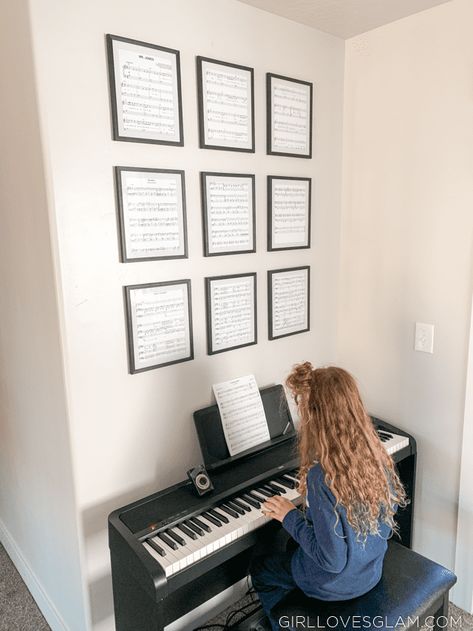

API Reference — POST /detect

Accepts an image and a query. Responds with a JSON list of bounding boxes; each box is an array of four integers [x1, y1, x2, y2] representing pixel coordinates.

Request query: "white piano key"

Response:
[[144, 539, 181, 576]]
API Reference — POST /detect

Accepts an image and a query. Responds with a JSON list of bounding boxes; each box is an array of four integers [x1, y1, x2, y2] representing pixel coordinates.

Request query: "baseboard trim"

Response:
[[0, 517, 69, 631]]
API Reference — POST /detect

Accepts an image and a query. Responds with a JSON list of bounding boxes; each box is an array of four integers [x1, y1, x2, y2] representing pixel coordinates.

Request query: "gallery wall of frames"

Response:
[[107, 34, 314, 374]]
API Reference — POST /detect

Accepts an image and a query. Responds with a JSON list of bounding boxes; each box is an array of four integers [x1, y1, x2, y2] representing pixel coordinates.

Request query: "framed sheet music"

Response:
[[201, 172, 256, 256], [267, 73, 313, 158], [268, 266, 310, 340], [197, 56, 255, 152], [107, 34, 184, 145], [205, 273, 257, 354], [115, 167, 188, 262], [268, 176, 311, 251], [124, 280, 193, 373]]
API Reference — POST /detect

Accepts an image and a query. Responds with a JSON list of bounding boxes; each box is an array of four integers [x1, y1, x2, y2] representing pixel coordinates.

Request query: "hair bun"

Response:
[[286, 361, 314, 396]]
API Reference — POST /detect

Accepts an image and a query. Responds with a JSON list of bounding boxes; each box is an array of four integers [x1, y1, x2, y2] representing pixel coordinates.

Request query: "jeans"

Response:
[[250, 550, 297, 631]]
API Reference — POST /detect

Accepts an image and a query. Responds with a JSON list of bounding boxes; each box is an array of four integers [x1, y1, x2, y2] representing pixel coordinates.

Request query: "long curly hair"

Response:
[[286, 362, 406, 540]]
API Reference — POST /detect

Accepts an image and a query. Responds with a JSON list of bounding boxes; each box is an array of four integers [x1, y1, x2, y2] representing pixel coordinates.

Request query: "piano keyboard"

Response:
[[144, 473, 301, 577], [143, 429, 409, 577], [377, 429, 409, 456]]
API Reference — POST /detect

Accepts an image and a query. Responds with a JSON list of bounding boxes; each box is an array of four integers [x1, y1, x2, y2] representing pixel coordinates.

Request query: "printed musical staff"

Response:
[[198, 57, 254, 152], [125, 281, 193, 373], [213, 375, 270, 456], [268, 176, 311, 250], [116, 168, 187, 261], [107, 35, 183, 145], [267, 73, 313, 158], [206, 274, 257, 354], [268, 267, 310, 340], [202, 173, 255, 256]]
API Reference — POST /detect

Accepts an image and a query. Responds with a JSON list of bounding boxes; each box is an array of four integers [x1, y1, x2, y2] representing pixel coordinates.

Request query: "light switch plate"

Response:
[[414, 322, 434, 354]]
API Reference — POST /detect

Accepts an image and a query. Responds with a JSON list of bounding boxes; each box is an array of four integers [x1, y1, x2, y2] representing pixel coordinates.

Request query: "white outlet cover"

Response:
[[414, 322, 434, 354]]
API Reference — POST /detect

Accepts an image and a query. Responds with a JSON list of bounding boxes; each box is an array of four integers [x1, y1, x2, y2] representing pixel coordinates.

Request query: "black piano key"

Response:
[[248, 490, 266, 502], [148, 538, 166, 557], [186, 519, 204, 536], [202, 512, 223, 527], [231, 498, 252, 512], [190, 517, 211, 533], [281, 475, 296, 488], [227, 500, 245, 515], [242, 493, 260, 508], [220, 504, 240, 519], [276, 477, 294, 489], [268, 481, 286, 494], [167, 528, 185, 546], [178, 523, 198, 540], [158, 532, 178, 551], [210, 508, 229, 524], [256, 487, 273, 498], [262, 484, 280, 496]]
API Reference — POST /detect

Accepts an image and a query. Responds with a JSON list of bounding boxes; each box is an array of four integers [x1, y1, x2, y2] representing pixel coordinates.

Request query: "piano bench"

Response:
[[271, 541, 457, 631]]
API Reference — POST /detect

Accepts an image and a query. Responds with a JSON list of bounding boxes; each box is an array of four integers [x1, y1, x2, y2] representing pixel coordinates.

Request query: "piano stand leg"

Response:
[[111, 557, 164, 631]]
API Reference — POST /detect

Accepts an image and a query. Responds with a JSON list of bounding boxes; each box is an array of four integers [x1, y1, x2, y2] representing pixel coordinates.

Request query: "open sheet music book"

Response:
[[212, 374, 270, 456]]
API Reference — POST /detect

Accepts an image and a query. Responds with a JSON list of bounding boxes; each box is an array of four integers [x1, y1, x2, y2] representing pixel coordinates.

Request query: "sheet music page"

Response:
[[205, 175, 253, 253], [121, 170, 185, 259], [271, 268, 309, 338], [130, 283, 191, 370], [213, 375, 270, 456], [113, 40, 181, 142], [209, 275, 255, 352], [271, 178, 309, 248], [271, 77, 310, 155], [201, 60, 252, 149]]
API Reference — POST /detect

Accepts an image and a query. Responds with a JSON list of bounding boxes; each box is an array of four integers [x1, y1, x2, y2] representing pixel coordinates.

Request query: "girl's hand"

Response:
[[261, 496, 296, 522]]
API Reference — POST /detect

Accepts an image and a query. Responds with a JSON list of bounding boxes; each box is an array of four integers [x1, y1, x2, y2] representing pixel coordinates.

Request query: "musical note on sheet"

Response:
[[201, 60, 253, 149], [271, 178, 310, 248], [205, 175, 253, 253], [129, 283, 191, 370], [271, 268, 309, 338], [213, 375, 270, 456], [209, 275, 256, 352], [270, 77, 311, 155], [120, 170, 185, 259]]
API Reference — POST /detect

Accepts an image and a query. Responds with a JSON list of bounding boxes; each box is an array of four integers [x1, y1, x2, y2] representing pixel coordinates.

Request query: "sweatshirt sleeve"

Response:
[[282, 465, 348, 573]]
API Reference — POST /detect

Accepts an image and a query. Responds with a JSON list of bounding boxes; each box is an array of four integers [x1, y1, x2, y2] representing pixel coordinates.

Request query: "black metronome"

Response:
[[187, 465, 214, 496]]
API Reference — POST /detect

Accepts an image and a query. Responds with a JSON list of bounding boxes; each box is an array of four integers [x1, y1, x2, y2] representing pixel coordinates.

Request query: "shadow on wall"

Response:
[[82, 481, 160, 627], [82, 365, 216, 628]]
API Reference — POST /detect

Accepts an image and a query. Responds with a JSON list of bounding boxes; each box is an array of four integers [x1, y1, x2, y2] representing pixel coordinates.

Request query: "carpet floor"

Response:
[[1, 543, 472, 631], [0, 544, 50, 631]]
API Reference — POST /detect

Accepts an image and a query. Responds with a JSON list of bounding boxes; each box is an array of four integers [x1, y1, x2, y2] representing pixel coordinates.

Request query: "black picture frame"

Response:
[[268, 266, 310, 340], [267, 175, 312, 251], [205, 273, 257, 355], [201, 172, 256, 257], [266, 72, 313, 158], [197, 56, 255, 153], [115, 166, 188, 262], [124, 280, 194, 374], [106, 34, 184, 146]]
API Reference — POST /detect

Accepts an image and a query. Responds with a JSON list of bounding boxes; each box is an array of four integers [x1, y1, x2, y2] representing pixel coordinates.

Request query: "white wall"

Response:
[[340, 0, 473, 600], [26, 0, 345, 627], [0, 1, 88, 629], [455, 296, 473, 612]]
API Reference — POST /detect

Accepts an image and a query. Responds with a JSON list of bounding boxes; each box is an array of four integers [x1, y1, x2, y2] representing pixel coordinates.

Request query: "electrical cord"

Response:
[[193, 592, 262, 631]]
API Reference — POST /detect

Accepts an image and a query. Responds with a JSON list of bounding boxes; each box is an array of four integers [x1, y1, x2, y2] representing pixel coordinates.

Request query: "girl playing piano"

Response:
[[250, 363, 406, 630]]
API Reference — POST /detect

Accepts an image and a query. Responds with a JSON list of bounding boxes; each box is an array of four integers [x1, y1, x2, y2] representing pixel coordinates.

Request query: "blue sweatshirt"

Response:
[[282, 463, 392, 600]]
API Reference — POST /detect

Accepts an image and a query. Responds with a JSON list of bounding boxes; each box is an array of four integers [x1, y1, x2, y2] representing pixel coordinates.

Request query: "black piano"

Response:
[[109, 385, 416, 631]]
